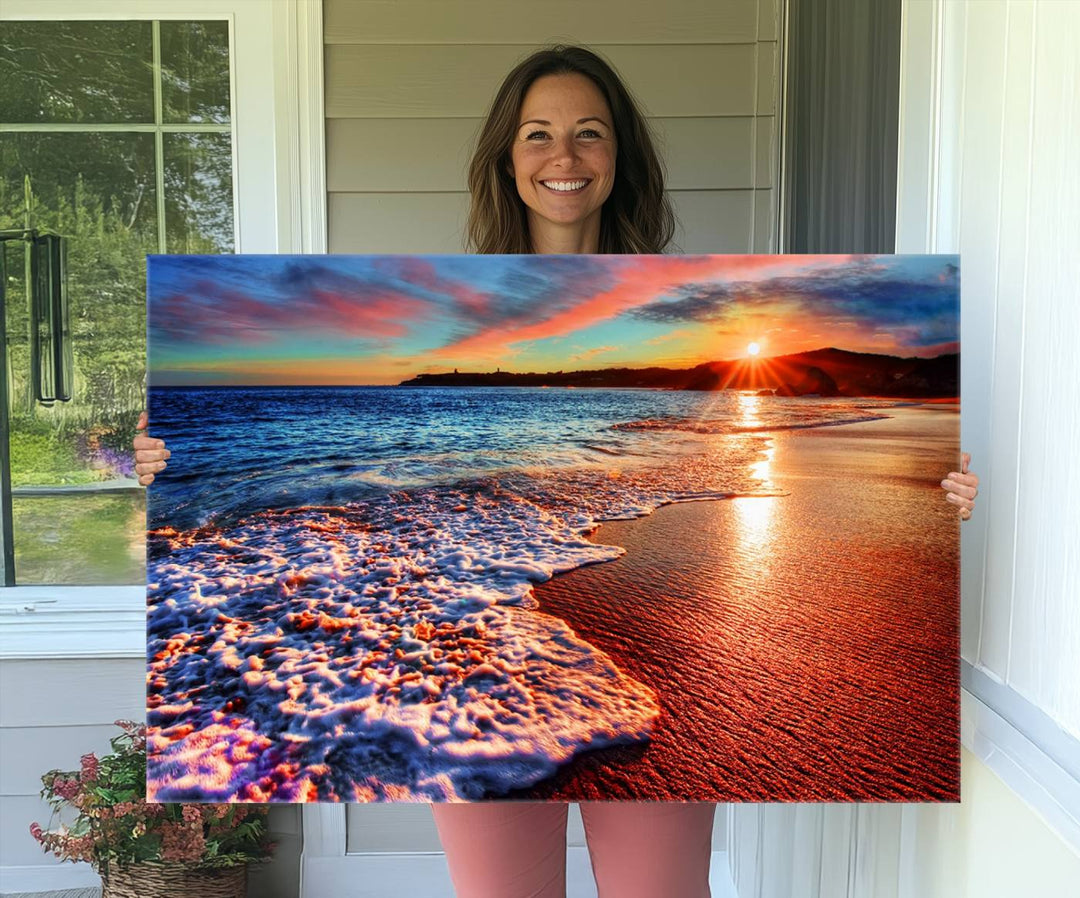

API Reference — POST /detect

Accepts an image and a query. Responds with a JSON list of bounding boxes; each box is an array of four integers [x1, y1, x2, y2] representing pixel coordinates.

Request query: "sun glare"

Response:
[[747, 342, 761, 357]]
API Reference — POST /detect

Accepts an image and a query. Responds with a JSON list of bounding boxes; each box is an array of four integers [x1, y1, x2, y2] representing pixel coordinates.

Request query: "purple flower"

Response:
[[94, 447, 136, 480]]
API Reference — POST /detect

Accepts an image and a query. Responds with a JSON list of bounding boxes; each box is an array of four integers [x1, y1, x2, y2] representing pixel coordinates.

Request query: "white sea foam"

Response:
[[147, 431, 772, 801]]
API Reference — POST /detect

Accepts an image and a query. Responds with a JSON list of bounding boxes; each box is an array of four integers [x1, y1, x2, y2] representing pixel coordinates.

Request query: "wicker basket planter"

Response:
[[101, 861, 247, 898]]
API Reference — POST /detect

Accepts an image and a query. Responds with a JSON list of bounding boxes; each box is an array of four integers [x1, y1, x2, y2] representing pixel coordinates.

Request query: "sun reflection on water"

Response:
[[737, 391, 761, 429]]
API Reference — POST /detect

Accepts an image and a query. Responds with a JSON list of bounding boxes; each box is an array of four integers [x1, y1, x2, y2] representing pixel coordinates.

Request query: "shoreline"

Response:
[[508, 403, 960, 802]]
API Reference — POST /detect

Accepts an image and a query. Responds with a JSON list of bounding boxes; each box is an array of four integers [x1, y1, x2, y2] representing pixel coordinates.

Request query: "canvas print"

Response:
[[146, 254, 960, 803]]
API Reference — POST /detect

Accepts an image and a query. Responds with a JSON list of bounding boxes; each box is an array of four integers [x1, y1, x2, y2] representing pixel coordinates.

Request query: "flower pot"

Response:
[[101, 861, 247, 898]]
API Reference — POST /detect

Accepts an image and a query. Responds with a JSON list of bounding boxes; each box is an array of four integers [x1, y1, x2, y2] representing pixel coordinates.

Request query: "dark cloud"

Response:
[[627, 259, 959, 347]]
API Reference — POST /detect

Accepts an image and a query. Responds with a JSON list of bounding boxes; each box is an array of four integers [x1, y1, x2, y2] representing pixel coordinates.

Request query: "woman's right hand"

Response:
[[133, 410, 170, 486]]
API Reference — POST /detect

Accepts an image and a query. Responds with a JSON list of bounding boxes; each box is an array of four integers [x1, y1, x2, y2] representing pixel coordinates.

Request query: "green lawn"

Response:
[[13, 491, 146, 585]]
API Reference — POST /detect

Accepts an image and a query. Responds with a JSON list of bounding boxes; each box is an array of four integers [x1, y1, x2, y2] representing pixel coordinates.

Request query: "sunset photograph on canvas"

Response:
[[146, 253, 960, 803]]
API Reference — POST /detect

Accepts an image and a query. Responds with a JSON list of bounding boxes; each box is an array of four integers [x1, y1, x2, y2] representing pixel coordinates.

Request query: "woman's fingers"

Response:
[[941, 474, 978, 500], [942, 451, 978, 519], [944, 489, 975, 509], [134, 434, 166, 451], [134, 410, 168, 486], [135, 447, 171, 463]]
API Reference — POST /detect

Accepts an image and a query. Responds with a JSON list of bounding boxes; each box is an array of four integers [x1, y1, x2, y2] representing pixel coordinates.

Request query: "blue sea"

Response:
[[148, 386, 891, 530]]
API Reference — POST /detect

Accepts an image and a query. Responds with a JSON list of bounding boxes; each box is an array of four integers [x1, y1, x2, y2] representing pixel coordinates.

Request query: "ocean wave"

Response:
[[613, 407, 891, 435], [146, 437, 768, 802]]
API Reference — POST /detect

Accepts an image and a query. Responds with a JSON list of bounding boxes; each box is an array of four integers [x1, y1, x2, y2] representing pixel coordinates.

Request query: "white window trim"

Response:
[[0, 0, 326, 660]]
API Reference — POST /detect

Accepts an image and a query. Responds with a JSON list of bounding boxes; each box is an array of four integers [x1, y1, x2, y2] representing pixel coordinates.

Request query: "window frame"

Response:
[[0, 0, 326, 659]]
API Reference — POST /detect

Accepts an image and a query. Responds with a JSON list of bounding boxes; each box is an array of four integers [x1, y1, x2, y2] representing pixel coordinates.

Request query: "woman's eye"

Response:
[[579, 129, 602, 138], [525, 130, 550, 140]]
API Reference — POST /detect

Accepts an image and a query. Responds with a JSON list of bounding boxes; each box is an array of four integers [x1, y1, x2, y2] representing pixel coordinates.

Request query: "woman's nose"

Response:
[[548, 134, 579, 166]]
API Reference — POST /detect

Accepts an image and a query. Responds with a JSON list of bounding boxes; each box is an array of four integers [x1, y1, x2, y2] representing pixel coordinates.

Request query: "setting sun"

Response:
[[747, 342, 761, 357]]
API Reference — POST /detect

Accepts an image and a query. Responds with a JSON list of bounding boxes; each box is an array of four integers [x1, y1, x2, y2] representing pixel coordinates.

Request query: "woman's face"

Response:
[[509, 73, 617, 240]]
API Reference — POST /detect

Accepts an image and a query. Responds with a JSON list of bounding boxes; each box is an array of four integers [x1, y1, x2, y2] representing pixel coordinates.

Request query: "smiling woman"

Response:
[[465, 45, 674, 255]]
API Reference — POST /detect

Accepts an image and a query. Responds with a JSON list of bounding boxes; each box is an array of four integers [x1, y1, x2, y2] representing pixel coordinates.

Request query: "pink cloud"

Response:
[[373, 256, 493, 317], [433, 255, 853, 360]]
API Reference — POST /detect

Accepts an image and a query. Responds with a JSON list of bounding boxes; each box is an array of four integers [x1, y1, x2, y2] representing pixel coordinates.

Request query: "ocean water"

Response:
[[149, 387, 890, 530], [146, 386, 895, 802]]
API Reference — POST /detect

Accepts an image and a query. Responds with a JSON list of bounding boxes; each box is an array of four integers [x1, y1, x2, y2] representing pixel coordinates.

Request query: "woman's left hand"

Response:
[[942, 452, 979, 521]]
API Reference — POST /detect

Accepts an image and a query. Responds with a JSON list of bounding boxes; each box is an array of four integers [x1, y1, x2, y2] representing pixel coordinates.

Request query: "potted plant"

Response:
[[30, 719, 273, 898]]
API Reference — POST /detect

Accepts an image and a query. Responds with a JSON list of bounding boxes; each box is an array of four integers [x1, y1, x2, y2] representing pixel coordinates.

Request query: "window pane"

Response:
[[0, 21, 154, 124], [164, 133, 235, 252], [2, 132, 156, 585], [160, 20, 232, 124], [0, 133, 159, 236], [12, 493, 146, 585]]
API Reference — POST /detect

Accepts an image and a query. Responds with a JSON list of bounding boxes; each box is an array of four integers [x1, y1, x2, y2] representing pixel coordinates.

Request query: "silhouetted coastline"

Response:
[[400, 347, 959, 398]]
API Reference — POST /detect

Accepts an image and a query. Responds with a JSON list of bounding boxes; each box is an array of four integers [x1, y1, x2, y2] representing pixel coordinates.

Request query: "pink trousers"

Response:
[[431, 802, 716, 898]]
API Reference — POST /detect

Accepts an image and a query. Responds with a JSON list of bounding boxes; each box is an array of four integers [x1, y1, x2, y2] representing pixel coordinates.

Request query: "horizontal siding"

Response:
[[327, 116, 773, 192], [0, 724, 120, 796], [325, 44, 765, 118], [325, 0, 761, 45], [0, 659, 143, 869], [323, 0, 780, 261], [671, 189, 758, 253], [328, 188, 759, 254], [758, 0, 780, 42], [326, 119, 479, 193], [754, 116, 776, 189], [0, 659, 144, 728], [3, 794, 59, 868], [329, 191, 467, 253]]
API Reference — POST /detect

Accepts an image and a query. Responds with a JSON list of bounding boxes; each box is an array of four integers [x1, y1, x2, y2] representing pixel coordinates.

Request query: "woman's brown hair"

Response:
[[466, 45, 676, 255]]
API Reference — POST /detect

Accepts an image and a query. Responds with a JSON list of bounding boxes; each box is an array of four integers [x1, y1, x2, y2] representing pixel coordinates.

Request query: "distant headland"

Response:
[[399, 348, 959, 398]]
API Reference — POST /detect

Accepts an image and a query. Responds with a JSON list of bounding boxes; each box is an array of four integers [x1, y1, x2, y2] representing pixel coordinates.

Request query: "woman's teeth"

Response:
[[542, 179, 589, 192]]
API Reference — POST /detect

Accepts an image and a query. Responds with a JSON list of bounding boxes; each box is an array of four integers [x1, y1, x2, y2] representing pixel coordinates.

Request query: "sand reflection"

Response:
[[734, 484, 775, 559], [735, 391, 776, 553]]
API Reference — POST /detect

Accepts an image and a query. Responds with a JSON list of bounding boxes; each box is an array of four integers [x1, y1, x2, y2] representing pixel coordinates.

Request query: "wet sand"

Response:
[[509, 405, 960, 802]]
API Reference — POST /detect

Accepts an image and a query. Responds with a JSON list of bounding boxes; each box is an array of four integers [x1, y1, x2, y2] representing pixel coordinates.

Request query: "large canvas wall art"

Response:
[[146, 254, 960, 803]]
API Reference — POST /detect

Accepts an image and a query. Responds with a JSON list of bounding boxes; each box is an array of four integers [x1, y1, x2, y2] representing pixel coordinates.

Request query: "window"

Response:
[[1, 18, 235, 586], [0, 0, 319, 659]]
